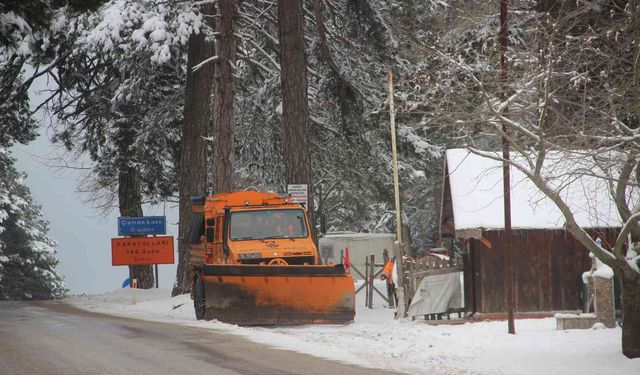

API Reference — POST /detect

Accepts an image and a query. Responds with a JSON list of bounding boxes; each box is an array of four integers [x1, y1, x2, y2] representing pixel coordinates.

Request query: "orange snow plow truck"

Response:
[[187, 191, 355, 325]]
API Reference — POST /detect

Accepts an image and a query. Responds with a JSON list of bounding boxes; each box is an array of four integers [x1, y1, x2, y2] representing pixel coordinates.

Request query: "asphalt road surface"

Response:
[[0, 301, 402, 375]]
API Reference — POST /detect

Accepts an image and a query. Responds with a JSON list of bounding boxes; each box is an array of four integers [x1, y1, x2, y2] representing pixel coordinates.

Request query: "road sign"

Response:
[[287, 184, 308, 208], [111, 236, 175, 266], [117, 216, 166, 236]]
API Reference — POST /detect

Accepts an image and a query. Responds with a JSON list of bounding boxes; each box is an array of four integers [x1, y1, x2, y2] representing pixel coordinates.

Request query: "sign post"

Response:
[[118, 216, 166, 236], [287, 184, 308, 207], [111, 236, 175, 266], [111, 216, 174, 290], [132, 278, 138, 305]]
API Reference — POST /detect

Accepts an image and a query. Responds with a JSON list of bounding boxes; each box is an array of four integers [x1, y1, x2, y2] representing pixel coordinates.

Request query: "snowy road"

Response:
[[0, 301, 401, 375]]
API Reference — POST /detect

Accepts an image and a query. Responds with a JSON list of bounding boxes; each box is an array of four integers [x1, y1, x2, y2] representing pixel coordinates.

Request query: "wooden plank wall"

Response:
[[470, 228, 617, 313]]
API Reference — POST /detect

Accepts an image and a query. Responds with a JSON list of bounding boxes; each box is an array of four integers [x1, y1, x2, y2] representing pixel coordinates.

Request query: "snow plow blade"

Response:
[[200, 264, 355, 325]]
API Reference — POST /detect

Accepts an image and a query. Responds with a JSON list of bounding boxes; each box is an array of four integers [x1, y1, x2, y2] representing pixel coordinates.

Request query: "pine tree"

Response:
[[212, 0, 237, 193], [0, 0, 75, 300], [45, 1, 201, 287], [1, 1, 106, 146], [172, 3, 215, 296], [277, 0, 315, 239], [0, 150, 67, 300]]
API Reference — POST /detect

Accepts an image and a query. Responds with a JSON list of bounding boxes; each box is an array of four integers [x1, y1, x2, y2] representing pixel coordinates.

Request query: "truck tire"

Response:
[[194, 276, 206, 320]]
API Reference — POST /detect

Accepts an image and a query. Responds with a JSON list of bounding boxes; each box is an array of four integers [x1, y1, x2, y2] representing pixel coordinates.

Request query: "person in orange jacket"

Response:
[[380, 256, 397, 306], [380, 258, 394, 283]]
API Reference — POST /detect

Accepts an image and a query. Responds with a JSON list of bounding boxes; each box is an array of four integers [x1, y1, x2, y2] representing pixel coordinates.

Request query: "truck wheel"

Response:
[[194, 276, 206, 320]]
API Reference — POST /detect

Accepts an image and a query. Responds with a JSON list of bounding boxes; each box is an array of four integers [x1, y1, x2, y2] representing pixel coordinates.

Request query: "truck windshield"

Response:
[[229, 209, 308, 240]]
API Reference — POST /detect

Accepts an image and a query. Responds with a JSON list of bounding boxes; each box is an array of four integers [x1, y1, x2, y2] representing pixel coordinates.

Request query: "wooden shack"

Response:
[[440, 149, 620, 314]]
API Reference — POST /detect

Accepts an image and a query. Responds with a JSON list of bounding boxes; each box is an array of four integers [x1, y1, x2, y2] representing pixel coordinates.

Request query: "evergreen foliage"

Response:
[[48, 0, 198, 209], [0, 0, 77, 300], [0, 0, 105, 148], [23, 0, 640, 256], [0, 149, 67, 300], [43, 0, 198, 288], [34, 0, 517, 252]]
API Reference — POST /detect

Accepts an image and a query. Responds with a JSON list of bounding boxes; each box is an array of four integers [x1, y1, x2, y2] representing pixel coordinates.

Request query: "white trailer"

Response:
[[318, 232, 396, 280]]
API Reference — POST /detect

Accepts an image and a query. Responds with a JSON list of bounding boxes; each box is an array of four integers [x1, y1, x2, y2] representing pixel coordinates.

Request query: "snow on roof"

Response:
[[446, 148, 623, 231]]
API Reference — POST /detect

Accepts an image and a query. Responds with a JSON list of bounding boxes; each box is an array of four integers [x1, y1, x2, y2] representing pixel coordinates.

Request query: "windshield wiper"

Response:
[[234, 236, 256, 240], [263, 235, 299, 241]]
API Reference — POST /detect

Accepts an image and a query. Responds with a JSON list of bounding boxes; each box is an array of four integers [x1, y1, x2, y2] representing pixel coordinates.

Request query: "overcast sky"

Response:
[[13, 68, 178, 295]]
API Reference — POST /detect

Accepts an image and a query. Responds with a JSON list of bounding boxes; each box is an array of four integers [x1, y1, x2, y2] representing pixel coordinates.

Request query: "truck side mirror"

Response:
[[206, 227, 214, 242]]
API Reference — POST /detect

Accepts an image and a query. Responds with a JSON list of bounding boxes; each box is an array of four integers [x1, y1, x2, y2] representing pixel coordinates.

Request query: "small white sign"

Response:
[[287, 184, 308, 208]]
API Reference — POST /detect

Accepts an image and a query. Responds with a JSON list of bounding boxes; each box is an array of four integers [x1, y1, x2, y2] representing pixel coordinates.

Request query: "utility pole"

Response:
[[387, 70, 406, 319], [500, 0, 516, 335]]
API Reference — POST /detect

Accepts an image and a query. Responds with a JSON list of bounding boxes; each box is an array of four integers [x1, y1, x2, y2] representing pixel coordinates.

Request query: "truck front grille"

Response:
[[239, 256, 315, 265]]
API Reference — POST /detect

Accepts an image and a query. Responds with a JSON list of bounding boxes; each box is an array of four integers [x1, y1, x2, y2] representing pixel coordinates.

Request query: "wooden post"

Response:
[[409, 261, 416, 300], [368, 254, 375, 308], [500, 0, 516, 335], [388, 70, 402, 248], [155, 264, 159, 288], [365, 256, 370, 308], [388, 70, 407, 318]]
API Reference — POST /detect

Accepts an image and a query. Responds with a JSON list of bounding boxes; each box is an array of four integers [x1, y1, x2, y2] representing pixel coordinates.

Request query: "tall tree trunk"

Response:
[[278, 0, 316, 242], [620, 268, 640, 358], [212, 0, 237, 193], [623, 1, 640, 358], [171, 4, 215, 296], [118, 160, 154, 289]]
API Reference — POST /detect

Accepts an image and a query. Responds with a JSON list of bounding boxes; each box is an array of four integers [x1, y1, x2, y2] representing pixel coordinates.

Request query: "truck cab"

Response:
[[188, 191, 319, 267]]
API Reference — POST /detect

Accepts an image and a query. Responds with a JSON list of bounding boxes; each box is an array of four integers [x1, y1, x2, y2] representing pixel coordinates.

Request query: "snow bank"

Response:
[[68, 284, 640, 375]]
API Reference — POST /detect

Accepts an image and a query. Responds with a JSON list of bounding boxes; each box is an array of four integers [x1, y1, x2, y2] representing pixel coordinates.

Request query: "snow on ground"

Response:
[[67, 282, 640, 375]]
